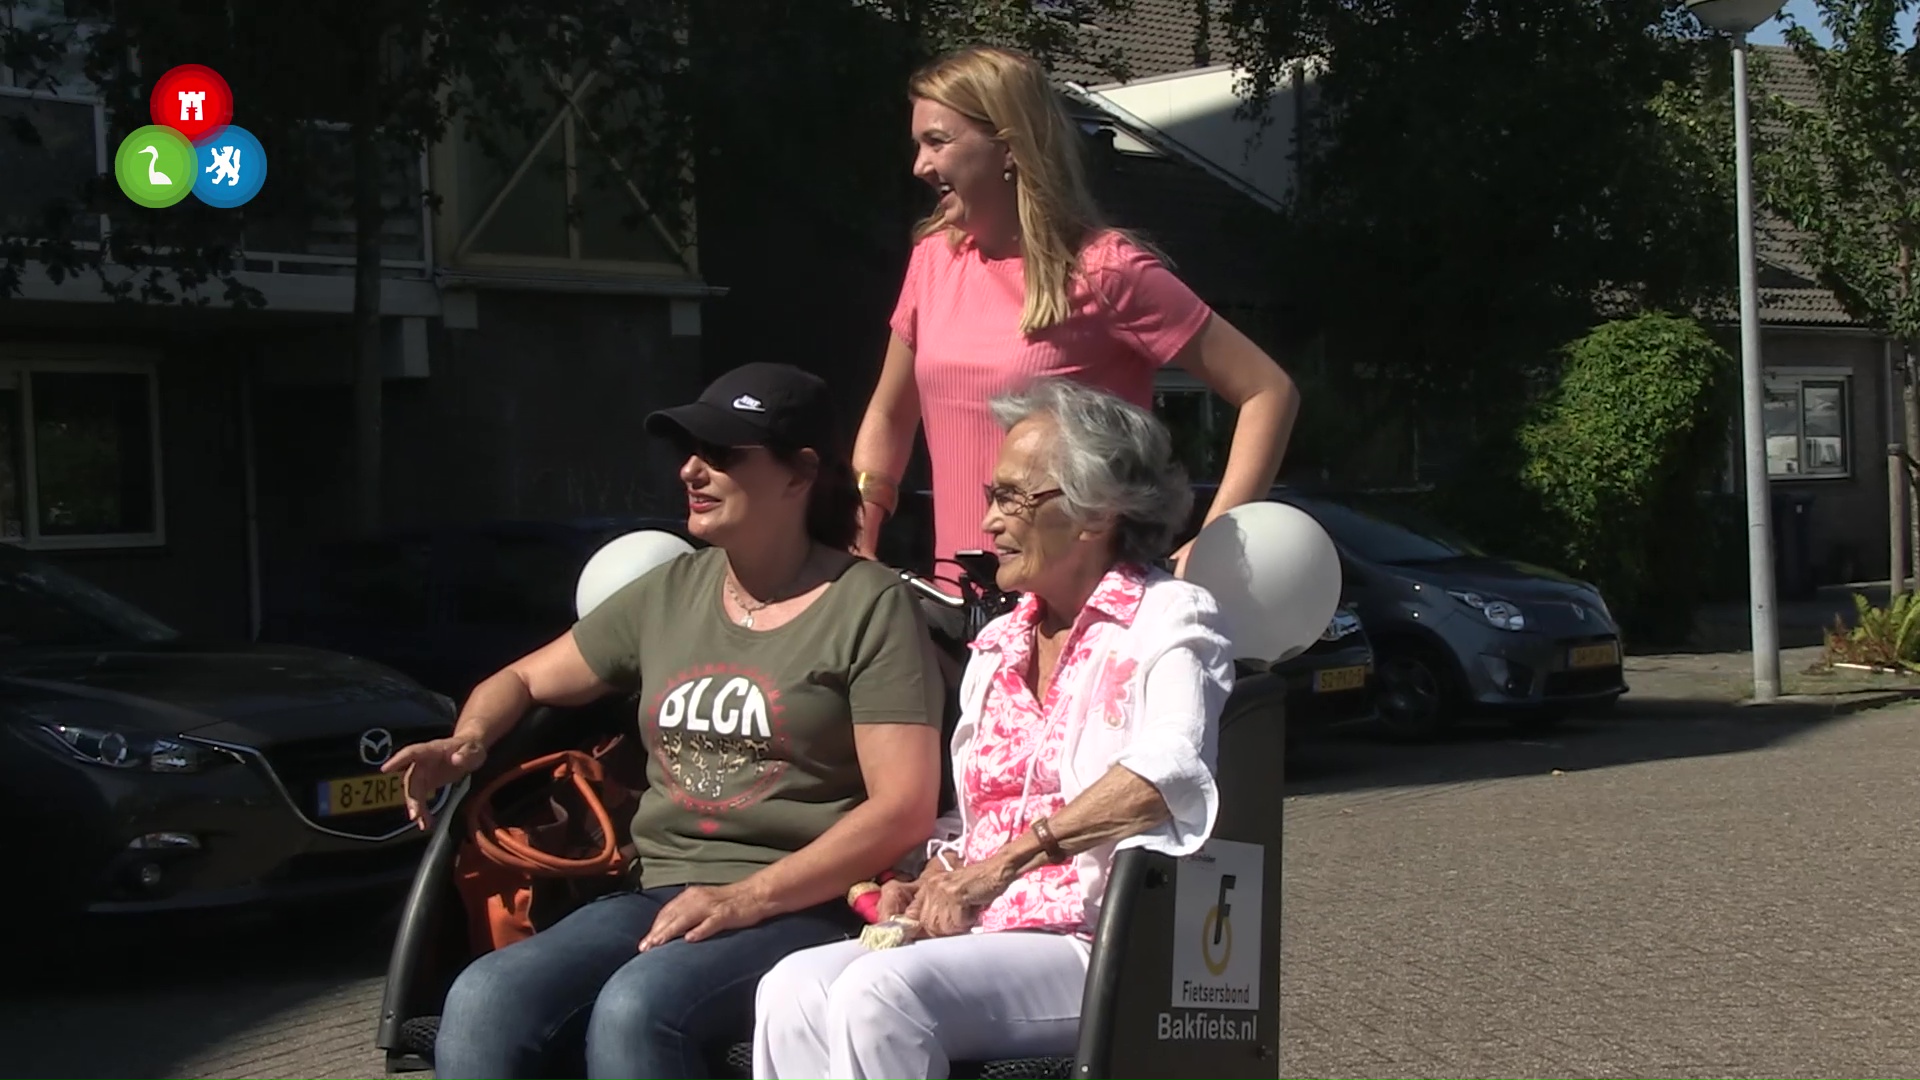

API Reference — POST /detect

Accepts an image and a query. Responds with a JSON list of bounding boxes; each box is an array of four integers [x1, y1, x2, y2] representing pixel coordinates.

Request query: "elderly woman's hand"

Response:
[[906, 855, 1020, 937], [874, 877, 919, 921]]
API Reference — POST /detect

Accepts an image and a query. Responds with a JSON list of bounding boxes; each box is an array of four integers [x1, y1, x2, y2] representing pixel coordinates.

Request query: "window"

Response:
[[0, 358, 164, 548], [440, 64, 689, 273], [1764, 373, 1850, 479]]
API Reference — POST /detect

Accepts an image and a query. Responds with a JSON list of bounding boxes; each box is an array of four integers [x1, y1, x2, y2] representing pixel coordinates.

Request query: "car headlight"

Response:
[[1321, 605, 1362, 642], [1448, 590, 1526, 632], [431, 692, 458, 717], [37, 724, 220, 773]]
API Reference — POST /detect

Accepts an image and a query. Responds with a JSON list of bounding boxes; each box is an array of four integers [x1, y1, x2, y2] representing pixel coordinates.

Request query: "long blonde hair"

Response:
[[909, 45, 1118, 337]]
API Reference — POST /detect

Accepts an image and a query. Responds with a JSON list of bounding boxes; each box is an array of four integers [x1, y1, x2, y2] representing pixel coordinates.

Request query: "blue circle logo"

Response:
[[191, 124, 266, 208]]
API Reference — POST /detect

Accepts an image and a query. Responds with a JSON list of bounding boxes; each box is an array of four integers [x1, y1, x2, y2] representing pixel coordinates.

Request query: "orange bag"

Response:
[[454, 742, 641, 955]]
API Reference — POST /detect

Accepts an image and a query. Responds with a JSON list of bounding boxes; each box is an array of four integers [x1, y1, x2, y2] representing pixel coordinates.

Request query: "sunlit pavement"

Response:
[[9, 671, 1920, 1079], [1282, 695, 1920, 1078]]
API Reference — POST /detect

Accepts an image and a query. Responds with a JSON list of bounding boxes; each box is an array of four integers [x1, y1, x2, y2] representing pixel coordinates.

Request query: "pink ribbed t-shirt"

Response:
[[889, 230, 1213, 566]]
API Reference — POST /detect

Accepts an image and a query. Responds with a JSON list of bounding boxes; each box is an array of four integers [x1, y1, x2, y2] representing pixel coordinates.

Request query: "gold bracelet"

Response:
[[856, 471, 900, 516]]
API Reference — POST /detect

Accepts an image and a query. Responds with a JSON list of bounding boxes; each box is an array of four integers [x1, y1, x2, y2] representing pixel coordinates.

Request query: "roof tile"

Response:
[[1052, 0, 1235, 84]]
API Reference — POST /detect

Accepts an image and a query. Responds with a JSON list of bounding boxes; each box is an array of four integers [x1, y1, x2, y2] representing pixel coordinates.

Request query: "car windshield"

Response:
[[1287, 496, 1487, 566], [0, 548, 181, 647]]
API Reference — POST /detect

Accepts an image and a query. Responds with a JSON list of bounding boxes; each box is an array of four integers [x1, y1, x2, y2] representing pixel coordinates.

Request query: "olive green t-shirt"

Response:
[[570, 546, 942, 889]]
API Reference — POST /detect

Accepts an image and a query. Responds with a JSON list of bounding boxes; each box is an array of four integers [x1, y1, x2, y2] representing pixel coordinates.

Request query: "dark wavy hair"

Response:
[[770, 442, 861, 551]]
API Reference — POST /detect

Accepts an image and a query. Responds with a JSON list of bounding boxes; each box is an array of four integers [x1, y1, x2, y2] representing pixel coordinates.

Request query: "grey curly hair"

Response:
[[989, 377, 1194, 565]]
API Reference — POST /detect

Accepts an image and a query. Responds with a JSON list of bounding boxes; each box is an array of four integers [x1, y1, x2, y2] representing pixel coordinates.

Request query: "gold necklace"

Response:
[[725, 552, 814, 629]]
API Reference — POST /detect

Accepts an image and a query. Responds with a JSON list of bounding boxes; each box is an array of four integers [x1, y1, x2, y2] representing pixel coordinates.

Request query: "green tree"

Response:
[[1209, 0, 1736, 466], [1759, 0, 1920, 586]]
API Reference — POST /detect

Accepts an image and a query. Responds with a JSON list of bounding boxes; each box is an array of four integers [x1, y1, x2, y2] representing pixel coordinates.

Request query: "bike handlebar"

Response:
[[898, 570, 968, 609], [891, 552, 1020, 648]]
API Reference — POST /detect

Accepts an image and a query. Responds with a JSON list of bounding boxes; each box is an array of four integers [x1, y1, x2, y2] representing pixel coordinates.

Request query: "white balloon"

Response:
[[575, 530, 695, 618], [1183, 501, 1342, 664]]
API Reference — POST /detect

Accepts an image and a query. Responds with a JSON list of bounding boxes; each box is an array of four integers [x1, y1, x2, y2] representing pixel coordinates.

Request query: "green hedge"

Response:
[[1516, 312, 1736, 641]]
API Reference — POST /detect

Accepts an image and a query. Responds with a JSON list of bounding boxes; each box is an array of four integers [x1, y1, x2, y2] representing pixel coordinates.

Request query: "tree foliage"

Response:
[[1759, 0, 1920, 588], [1204, 0, 1737, 456], [1517, 312, 1735, 637], [1762, 0, 1920, 350]]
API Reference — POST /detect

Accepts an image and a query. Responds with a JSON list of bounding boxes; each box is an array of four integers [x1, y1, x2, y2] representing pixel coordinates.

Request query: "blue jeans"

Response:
[[434, 886, 860, 1078]]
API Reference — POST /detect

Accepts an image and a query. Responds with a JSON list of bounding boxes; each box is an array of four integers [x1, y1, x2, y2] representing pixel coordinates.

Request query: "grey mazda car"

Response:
[[1262, 490, 1627, 738], [2, 544, 457, 928]]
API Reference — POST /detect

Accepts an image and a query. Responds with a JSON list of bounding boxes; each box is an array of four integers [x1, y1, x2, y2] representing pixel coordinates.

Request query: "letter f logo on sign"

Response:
[[1201, 873, 1235, 976]]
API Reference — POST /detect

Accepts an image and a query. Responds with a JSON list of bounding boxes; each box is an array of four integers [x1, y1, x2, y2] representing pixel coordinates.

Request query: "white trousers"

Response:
[[751, 931, 1092, 1079]]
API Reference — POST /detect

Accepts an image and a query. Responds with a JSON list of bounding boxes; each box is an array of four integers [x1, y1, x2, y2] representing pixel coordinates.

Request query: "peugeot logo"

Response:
[[358, 728, 395, 766]]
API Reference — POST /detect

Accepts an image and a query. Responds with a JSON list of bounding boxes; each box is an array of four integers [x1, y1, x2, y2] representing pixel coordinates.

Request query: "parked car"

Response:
[[263, 515, 697, 701], [1195, 486, 1626, 738], [1269, 602, 1378, 740], [1, 544, 457, 927]]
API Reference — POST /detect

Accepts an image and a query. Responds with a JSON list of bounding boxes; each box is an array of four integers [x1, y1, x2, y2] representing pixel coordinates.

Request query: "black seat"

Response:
[[377, 663, 1284, 1079]]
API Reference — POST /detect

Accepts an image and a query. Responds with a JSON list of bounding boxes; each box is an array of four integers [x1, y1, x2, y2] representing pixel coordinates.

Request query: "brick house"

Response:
[[1, 3, 709, 639]]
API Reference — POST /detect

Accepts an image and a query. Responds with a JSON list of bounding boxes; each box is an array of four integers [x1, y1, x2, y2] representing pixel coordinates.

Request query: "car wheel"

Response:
[[1374, 645, 1458, 740]]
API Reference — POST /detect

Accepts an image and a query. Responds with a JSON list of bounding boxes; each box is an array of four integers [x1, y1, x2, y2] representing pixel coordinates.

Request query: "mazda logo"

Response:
[[358, 728, 395, 766]]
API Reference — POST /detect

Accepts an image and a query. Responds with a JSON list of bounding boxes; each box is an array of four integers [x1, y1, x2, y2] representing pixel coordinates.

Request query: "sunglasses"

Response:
[[982, 482, 1064, 517], [679, 438, 765, 472]]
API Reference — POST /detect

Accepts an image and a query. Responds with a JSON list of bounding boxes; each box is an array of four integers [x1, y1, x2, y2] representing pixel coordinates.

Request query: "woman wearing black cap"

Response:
[[387, 362, 946, 1079]]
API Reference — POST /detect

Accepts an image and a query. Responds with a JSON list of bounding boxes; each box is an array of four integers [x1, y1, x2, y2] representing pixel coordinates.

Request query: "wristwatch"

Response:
[[1030, 817, 1068, 864]]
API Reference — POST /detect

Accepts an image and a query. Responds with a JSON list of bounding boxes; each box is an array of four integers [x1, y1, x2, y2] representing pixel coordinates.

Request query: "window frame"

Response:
[[1764, 368, 1854, 482], [432, 67, 697, 279], [0, 347, 167, 551]]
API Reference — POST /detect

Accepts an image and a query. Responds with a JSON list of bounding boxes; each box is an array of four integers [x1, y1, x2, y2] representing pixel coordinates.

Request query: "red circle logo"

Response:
[[150, 64, 234, 145]]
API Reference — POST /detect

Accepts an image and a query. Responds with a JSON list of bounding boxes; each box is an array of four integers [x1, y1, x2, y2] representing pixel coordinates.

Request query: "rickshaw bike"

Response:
[[374, 546, 1288, 1079]]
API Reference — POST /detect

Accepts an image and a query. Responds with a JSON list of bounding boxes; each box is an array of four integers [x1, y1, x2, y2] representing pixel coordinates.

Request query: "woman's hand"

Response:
[[874, 878, 919, 921], [638, 883, 772, 950], [379, 736, 486, 830], [907, 855, 1019, 938]]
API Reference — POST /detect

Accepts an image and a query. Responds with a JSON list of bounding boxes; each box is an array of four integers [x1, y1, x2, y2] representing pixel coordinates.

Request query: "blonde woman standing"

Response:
[[850, 45, 1300, 577]]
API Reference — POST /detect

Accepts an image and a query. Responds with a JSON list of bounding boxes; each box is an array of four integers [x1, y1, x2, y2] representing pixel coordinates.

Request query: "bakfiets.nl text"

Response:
[[1156, 1011, 1257, 1042]]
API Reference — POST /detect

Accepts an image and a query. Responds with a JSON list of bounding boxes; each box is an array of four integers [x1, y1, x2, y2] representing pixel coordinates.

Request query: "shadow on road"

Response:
[[1284, 690, 1920, 798], [0, 896, 400, 1079]]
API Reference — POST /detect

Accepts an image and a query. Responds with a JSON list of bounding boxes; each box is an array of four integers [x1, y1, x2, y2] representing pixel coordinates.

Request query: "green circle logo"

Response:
[[114, 126, 198, 208]]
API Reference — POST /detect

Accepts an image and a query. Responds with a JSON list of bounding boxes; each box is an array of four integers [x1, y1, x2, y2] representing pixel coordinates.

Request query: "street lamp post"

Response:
[[1688, 0, 1788, 702]]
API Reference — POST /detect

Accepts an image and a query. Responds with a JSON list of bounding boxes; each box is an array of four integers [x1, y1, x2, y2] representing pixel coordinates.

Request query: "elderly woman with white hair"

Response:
[[751, 377, 1235, 1080]]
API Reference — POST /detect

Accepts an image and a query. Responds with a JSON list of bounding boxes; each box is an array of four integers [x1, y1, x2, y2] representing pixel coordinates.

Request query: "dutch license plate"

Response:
[[1314, 665, 1368, 693], [1568, 642, 1620, 669], [316, 773, 407, 817]]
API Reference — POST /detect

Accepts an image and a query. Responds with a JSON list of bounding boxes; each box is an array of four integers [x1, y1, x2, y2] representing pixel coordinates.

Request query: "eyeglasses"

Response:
[[680, 439, 764, 471], [982, 482, 1064, 517]]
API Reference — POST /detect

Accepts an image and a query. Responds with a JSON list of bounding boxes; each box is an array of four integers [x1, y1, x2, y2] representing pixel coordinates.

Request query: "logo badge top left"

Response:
[[150, 63, 233, 144]]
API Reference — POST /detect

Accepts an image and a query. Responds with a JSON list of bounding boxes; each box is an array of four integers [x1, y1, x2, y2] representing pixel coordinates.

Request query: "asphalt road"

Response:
[[8, 681, 1919, 1079]]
